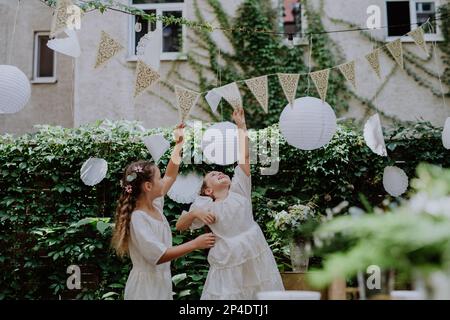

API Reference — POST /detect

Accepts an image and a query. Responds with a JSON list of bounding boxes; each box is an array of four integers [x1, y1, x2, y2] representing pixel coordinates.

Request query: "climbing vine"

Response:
[[151, 0, 351, 129]]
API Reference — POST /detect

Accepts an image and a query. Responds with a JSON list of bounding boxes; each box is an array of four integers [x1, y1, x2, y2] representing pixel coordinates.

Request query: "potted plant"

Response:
[[268, 201, 320, 272]]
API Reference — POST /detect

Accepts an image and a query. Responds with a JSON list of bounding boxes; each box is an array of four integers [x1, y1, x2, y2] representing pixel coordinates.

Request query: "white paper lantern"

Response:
[[442, 117, 450, 150], [80, 157, 108, 186], [47, 29, 81, 58], [142, 134, 170, 163], [202, 121, 239, 166], [167, 172, 203, 204], [0, 65, 31, 114], [364, 113, 387, 156], [136, 29, 162, 71], [383, 166, 409, 197], [279, 97, 337, 151]]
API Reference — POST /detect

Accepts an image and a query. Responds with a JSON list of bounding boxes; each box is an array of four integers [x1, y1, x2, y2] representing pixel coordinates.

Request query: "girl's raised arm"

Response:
[[233, 108, 250, 177], [161, 124, 185, 196]]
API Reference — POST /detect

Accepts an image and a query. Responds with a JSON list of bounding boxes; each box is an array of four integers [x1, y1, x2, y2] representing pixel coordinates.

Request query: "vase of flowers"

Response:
[[269, 202, 318, 273]]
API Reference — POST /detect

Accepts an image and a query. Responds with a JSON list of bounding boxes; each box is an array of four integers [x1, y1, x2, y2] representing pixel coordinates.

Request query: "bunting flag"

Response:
[[205, 90, 222, 114], [50, 0, 74, 38], [134, 60, 160, 98], [245, 75, 269, 113], [310, 69, 330, 101], [175, 86, 200, 123], [365, 49, 382, 79], [94, 31, 125, 68], [338, 61, 356, 89], [277, 73, 300, 106], [214, 82, 242, 110], [386, 39, 404, 69], [407, 26, 429, 56]]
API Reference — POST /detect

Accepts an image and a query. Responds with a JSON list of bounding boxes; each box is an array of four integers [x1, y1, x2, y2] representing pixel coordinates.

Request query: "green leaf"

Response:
[[172, 273, 187, 286], [96, 221, 111, 235]]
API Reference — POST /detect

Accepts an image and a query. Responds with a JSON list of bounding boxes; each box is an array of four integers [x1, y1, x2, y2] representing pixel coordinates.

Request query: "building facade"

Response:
[[0, 0, 449, 134]]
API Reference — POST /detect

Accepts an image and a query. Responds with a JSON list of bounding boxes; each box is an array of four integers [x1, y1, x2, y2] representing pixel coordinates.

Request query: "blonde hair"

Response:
[[111, 160, 156, 257]]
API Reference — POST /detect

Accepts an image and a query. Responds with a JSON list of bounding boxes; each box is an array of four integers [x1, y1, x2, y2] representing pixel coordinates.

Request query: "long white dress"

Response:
[[124, 197, 173, 300], [185, 166, 285, 300]]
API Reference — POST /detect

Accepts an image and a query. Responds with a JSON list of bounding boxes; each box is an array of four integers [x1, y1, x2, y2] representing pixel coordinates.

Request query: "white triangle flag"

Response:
[[214, 82, 242, 110], [205, 90, 222, 114]]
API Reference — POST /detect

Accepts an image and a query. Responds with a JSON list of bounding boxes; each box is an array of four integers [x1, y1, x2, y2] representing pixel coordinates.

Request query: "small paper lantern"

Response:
[[383, 166, 408, 197], [442, 117, 450, 150], [202, 121, 239, 166], [47, 29, 81, 58], [142, 134, 170, 163], [279, 97, 337, 150], [363, 113, 387, 156], [80, 157, 108, 186], [0, 65, 31, 114], [167, 172, 203, 204]]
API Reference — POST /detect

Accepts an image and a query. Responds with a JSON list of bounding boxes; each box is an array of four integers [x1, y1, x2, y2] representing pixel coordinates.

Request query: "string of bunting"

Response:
[[49, 0, 443, 123]]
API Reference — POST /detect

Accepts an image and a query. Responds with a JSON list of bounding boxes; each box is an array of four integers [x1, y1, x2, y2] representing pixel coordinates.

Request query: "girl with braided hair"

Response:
[[111, 124, 215, 300]]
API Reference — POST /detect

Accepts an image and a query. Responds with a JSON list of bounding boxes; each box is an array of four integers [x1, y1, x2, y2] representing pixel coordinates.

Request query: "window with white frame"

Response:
[[385, 0, 443, 41], [33, 32, 56, 82], [129, 0, 185, 60]]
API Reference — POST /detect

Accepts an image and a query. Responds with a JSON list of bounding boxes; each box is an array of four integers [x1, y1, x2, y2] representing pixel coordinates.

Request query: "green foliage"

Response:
[[1, 119, 448, 299], [309, 164, 450, 288]]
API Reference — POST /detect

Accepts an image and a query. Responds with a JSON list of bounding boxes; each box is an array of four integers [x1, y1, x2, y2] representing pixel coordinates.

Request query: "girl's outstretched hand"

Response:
[[194, 233, 215, 249], [174, 123, 185, 145], [194, 209, 216, 225], [232, 107, 246, 128]]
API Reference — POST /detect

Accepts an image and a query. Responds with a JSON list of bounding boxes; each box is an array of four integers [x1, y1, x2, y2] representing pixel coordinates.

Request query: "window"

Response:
[[129, 0, 185, 60], [385, 0, 443, 41], [282, 0, 308, 45], [33, 32, 56, 83]]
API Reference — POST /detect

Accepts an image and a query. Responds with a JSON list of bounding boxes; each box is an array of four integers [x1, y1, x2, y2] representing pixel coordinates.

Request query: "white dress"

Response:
[[185, 166, 285, 300], [124, 197, 173, 300]]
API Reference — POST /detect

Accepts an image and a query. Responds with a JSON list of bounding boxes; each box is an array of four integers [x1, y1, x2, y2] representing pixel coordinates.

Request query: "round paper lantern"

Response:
[[0, 65, 31, 114], [383, 166, 408, 197], [279, 97, 337, 150], [442, 117, 450, 150], [167, 172, 203, 204], [202, 121, 239, 166], [80, 157, 108, 186]]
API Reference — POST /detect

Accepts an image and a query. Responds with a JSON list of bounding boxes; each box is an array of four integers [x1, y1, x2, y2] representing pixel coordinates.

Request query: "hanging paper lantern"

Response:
[[383, 166, 408, 197], [279, 97, 337, 151], [442, 117, 450, 150], [363, 113, 387, 156], [47, 29, 81, 58], [202, 121, 239, 166], [142, 134, 170, 163], [0, 65, 31, 114], [80, 157, 108, 186], [167, 172, 203, 204]]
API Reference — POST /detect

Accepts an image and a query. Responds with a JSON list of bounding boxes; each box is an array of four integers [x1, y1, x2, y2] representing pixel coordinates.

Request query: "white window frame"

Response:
[[385, 0, 444, 42], [128, 0, 187, 61], [282, 1, 309, 45], [32, 31, 57, 84]]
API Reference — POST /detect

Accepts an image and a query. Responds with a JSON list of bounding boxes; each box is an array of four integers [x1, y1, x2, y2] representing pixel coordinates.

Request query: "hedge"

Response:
[[0, 120, 448, 299]]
